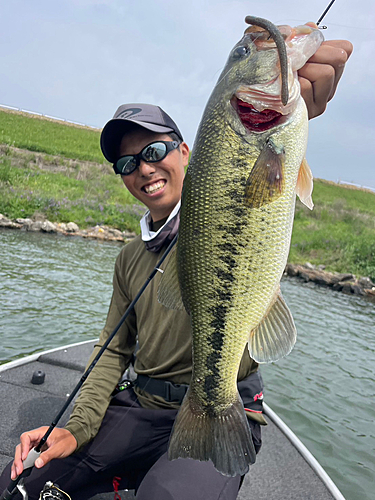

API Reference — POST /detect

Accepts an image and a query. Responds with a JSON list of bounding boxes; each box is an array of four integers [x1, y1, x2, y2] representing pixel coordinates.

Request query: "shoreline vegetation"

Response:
[[1, 107, 374, 301]]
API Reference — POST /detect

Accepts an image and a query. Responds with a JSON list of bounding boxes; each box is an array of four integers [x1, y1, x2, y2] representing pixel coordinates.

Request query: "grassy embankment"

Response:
[[0, 108, 374, 280], [0, 109, 142, 233]]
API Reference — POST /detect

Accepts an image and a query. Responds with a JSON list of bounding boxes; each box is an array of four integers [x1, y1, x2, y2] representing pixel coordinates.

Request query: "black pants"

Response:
[[0, 388, 261, 500]]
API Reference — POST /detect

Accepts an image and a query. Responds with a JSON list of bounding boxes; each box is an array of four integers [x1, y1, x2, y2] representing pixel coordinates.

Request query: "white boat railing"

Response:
[[0, 339, 97, 373], [263, 402, 346, 500]]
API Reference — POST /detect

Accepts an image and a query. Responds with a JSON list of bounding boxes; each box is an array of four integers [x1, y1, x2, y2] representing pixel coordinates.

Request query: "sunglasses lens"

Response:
[[114, 141, 178, 175], [115, 156, 137, 175], [142, 142, 167, 162]]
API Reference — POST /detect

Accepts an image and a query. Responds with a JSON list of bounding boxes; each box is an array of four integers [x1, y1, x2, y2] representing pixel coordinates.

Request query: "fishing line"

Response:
[[0, 234, 178, 500]]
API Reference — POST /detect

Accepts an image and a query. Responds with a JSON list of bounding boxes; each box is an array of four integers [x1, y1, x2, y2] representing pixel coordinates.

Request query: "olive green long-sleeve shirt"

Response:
[[65, 235, 260, 449]]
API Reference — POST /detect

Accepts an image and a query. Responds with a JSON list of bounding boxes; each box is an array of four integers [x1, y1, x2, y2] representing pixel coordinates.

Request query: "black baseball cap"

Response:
[[100, 103, 184, 163]]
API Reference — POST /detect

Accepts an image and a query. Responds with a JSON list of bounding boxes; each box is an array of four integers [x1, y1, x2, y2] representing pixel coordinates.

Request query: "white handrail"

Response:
[[0, 103, 99, 130]]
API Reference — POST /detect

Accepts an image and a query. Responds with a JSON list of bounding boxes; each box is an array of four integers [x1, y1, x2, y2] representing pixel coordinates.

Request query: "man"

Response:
[[0, 38, 352, 500]]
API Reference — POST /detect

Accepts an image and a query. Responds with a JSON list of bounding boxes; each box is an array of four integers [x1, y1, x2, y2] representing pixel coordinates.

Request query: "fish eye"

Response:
[[233, 46, 249, 59]]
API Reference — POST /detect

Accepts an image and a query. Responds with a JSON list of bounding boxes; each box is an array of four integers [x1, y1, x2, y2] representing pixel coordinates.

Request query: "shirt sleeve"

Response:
[[65, 250, 137, 449]]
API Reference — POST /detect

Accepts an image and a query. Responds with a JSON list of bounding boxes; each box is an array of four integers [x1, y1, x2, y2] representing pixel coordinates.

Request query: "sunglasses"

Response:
[[113, 140, 180, 176]]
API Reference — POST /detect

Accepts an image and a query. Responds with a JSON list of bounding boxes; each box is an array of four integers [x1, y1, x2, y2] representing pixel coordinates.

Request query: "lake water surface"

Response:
[[0, 229, 374, 499]]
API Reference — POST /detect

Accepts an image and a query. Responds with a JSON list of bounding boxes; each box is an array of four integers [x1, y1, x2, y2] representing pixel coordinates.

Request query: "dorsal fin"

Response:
[[157, 243, 186, 311]]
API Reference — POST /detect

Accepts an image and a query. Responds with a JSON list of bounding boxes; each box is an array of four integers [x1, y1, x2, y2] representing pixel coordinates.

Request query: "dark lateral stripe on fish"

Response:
[[210, 265, 234, 301], [215, 267, 235, 283], [203, 375, 218, 412], [218, 254, 237, 268], [205, 351, 221, 403], [209, 304, 228, 335], [228, 188, 245, 203], [217, 242, 240, 255], [224, 222, 243, 237], [206, 302, 228, 395], [220, 205, 247, 218]]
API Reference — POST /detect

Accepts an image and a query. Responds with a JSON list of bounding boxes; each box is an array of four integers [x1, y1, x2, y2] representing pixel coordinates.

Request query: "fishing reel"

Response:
[[39, 482, 71, 500]]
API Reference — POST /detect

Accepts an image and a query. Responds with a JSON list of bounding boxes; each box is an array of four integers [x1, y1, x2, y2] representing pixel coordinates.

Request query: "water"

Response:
[[0, 229, 122, 360], [1, 229, 374, 499], [260, 279, 375, 500]]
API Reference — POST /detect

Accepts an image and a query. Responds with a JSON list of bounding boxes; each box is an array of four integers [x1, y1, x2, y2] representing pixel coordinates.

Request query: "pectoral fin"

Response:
[[245, 138, 285, 208], [157, 243, 186, 311], [248, 290, 297, 363], [296, 158, 314, 210]]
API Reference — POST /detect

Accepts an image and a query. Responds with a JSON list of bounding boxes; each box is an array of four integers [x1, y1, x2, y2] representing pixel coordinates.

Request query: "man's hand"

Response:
[[11, 427, 77, 479], [299, 36, 353, 119]]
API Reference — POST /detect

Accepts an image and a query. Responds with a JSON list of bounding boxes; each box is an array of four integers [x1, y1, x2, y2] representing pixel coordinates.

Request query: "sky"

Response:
[[1, 0, 374, 189]]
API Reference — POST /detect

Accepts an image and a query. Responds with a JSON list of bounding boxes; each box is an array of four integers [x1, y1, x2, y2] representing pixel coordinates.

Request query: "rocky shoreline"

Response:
[[0, 213, 136, 243], [1, 213, 375, 302], [284, 263, 375, 301]]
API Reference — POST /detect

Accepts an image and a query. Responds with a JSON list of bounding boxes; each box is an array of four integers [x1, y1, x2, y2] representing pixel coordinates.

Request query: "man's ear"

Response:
[[179, 142, 190, 167]]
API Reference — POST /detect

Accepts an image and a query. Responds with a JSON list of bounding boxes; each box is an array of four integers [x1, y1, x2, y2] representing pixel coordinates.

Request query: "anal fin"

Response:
[[249, 290, 297, 363]]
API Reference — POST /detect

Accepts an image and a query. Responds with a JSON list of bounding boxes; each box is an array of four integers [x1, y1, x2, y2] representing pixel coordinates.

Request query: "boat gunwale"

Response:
[[0, 339, 97, 373]]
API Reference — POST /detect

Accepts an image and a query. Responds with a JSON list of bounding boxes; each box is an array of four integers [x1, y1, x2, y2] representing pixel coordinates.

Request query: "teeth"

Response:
[[144, 181, 165, 194]]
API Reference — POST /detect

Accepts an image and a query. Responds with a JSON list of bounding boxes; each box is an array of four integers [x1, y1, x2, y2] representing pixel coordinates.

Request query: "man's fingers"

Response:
[[19, 433, 33, 461], [11, 434, 32, 479], [35, 453, 48, 469], [308, 40, 353, 64], [298, 38, 353, 119], [10, 427, 77, 480], [35, 432, 77, 469], [10, 427, 49, 479], [11, 445, 22, 480], [306, 41, 353, 99], [299, 63, 335, 118]]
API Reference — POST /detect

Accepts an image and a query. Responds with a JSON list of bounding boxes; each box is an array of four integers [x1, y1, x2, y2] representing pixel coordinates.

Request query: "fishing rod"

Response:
[[0, 234, 178, 500], [317, 0, 337, 28]]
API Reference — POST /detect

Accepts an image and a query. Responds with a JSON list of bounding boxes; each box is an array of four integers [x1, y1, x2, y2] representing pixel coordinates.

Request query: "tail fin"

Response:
[[168, 389, 256, 477]]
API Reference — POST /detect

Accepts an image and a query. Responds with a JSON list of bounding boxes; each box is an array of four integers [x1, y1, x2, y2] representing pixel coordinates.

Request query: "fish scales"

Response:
[[159, 17, 324, 477]]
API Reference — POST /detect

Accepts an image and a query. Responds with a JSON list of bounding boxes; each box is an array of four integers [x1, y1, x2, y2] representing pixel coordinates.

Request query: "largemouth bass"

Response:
[[159, 17, 324, 477]]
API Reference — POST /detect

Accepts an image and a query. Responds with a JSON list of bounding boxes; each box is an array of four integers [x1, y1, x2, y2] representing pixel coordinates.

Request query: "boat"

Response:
[[0, 340, 345, 499]]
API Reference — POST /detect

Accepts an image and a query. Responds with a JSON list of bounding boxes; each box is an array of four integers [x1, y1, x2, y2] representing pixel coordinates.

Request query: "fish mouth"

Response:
[[232, 97, 288, 133]]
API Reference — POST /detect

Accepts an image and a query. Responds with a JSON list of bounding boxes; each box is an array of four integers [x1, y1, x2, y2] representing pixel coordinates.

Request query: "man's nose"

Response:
[[138, 159, 156, 176]]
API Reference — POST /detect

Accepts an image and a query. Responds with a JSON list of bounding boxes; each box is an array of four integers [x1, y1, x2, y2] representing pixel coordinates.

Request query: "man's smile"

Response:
[[142, 180, 166, 195]]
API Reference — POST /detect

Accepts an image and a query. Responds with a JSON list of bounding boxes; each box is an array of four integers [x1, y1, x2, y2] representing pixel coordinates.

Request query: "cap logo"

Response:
[[118, 108, 143, 119]]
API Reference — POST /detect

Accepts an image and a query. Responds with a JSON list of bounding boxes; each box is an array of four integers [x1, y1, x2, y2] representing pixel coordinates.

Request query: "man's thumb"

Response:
[[35, 456, 45, 468]]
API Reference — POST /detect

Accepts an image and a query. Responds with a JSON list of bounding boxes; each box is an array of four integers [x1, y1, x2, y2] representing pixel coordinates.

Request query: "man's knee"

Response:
[[136, 453, 241, 500]]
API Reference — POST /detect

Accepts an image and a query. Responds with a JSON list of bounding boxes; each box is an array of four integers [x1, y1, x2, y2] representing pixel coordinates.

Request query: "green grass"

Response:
[[0, 147, 143, 233], [1, 108, 374, 279], [291, 181, 375, 280], [0, 109, 103, 162]]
